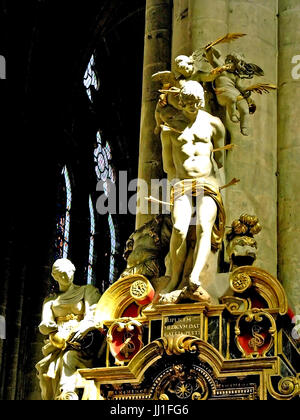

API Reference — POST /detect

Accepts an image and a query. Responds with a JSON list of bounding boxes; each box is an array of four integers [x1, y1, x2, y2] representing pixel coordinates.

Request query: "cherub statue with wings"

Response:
[[203, 34, 276, 136], [152, 33, 276, 137], [152, 47, 217, 136]]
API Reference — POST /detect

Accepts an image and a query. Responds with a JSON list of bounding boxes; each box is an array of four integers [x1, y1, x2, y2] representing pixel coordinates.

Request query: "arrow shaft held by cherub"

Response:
[[205, 32, 247, 51]]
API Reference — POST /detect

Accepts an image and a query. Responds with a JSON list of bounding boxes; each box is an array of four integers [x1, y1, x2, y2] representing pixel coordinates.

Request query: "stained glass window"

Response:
[[108, 214, 117, 284], [87, 195, 96, 285], [94, 131, 117, 284], [94, 132, 116, 195], [55, 166, 72, 259], [85, 54, 117, 286], [83, 54, 99, 102]]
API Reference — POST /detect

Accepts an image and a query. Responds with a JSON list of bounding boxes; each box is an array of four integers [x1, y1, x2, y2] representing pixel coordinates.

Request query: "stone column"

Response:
[[171, 0, 190, 59], [171, 0, 229, 61], [171, 0, 278, 276], [225, 0, 278, 276], [136, 0, 172, 229], [278, 0, 300, 314], [188, 0, 229, 52]]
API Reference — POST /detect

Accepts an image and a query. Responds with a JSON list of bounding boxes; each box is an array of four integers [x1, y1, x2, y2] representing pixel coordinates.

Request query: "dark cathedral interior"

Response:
[[0, 0, 146, 400]]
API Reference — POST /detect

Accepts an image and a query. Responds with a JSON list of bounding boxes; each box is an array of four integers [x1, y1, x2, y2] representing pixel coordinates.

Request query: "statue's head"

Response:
[[174, 55, 194, 78], [225, 52, 244, 65], [225, 52, 247, 73], [227, 235, 258, 268], [179, 81, 205, 113], [225, 52, 264, 78], [226, 214, 262, 269], [51, 259, 76, 289]]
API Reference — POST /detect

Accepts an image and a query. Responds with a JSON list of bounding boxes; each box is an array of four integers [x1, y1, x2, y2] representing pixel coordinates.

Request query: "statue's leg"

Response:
[[189, 195, 217, 291], [218, 90, 240, 123], [164, 193, 193, 293], [227, 100, 239, 123], [58, 350, 92, 399], [237, 99, 250, 136]]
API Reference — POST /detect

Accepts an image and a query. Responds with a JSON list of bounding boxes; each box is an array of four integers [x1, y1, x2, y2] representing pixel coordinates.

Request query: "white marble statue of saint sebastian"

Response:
[[156, 81, 226, 304]]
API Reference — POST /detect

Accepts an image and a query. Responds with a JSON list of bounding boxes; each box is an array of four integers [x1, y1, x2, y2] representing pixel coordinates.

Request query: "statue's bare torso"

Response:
[[167, 109, 223, 187]]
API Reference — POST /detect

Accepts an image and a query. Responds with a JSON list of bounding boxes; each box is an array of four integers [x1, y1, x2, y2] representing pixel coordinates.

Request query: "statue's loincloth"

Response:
[[170, 179, 226, 252]]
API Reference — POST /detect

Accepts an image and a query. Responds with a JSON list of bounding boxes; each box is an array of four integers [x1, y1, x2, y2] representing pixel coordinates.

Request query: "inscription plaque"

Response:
[[163, 315, 201, 338]]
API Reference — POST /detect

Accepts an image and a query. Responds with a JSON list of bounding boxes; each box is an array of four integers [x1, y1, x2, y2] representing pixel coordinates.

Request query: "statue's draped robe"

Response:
[[36, 285, 101, 400]]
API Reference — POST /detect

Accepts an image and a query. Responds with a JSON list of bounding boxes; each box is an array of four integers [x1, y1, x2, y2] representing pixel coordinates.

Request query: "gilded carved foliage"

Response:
[[267, 375, 300, 401], [228, 266, 288, 315]]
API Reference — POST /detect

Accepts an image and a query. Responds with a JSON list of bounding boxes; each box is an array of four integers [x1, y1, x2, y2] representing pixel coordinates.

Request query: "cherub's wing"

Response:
[[152, 71, 177, 86], [243, 83, 277, 95], [191, 48, 212, 73], [245, 63, 265, 77]]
